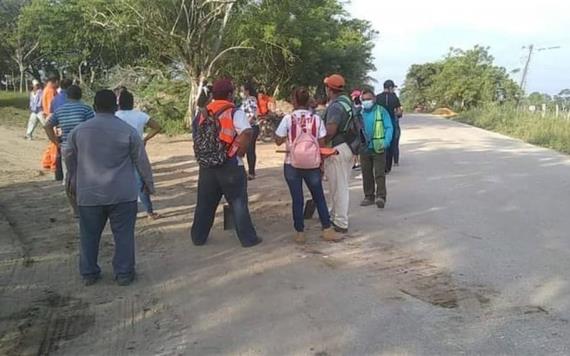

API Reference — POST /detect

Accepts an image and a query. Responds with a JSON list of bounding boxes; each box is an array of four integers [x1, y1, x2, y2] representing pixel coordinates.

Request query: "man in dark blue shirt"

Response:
[[376, 80, 403, 173]]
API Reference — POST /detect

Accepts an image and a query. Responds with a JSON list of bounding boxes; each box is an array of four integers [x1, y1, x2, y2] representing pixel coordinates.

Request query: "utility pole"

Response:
[[519, 44, 561, 93]]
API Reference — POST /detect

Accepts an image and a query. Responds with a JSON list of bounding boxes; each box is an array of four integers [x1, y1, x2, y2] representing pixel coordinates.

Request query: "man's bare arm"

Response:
[[44, 120, 59, 146], [143, 118, 162, 145]]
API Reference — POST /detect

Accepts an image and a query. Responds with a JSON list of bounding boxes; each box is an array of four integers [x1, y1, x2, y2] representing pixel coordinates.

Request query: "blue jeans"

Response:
[[284, 164, 331, 232], [78, 201, 137, 279], [191, 159, 260, 247], [135, 171, 154, 213]]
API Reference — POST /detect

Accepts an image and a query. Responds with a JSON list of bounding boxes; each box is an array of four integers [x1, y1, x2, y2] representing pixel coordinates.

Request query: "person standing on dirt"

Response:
[[241, 82, 260, 180], [359, 89, 393, 208], [191, 79, 262, 248], [275, 87, 340, 244], [63, 89, 154, 286], [41, 75, 59, 173], [376, 80, 403, 173], [44, 85, 95, 216], [116, 90, 163, 220], [323, 74, 357, 234], [47, 78, 73, 181], [25, 80, 44, 140]]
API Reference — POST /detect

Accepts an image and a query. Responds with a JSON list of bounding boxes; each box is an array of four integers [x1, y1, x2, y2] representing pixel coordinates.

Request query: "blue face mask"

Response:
[[362, 100, 375, 110]]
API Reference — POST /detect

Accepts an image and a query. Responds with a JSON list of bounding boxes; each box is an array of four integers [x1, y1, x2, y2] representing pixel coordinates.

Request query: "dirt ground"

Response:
[[1, 115, 570, 355]]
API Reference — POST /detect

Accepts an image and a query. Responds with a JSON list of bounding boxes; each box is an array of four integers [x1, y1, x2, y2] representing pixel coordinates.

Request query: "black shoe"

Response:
[[360, 198, 375, 207], [115, 274, 135, 286], [376, 198, 386, 209], [242, 237, 263, 248], [331, 221, 348, 234], [82, 275, 101, 286]]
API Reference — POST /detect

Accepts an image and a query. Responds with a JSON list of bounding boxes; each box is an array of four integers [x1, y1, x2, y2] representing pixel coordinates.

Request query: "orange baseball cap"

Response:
[[324, 74, 345, 91]]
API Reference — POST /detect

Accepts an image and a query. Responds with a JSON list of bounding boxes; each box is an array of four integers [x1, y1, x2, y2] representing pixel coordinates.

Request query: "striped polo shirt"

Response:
[[50, 101, 95, 143]]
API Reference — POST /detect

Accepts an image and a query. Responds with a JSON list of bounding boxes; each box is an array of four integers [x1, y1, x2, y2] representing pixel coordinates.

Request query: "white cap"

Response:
[[32, 79, 40, 86]]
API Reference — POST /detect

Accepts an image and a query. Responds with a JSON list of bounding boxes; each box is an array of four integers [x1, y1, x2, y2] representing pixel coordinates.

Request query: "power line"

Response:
[[519, 44, 561, 93]]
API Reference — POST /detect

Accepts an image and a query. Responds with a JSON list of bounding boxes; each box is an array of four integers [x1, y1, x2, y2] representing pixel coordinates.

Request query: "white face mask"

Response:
[[362, 99, 375, 110]]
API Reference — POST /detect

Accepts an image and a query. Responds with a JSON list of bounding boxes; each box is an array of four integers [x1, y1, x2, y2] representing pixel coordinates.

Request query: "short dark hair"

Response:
[[361, 88, 375, 97], [243, 82, 257, 97], [67, 85, 82, 100], [118, 90, 134, 110], [60, 78, 73, 90], [292, 87, 311, 108], [47, 74, 60, 83], [94, 89, 117, 113]]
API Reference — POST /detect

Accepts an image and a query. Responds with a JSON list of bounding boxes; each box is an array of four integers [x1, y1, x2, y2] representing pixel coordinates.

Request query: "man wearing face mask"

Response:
[[359, 89, 393, 208]]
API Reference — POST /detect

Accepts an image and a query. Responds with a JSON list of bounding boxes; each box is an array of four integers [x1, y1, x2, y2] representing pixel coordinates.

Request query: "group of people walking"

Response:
[[24, 72, 402, 287]]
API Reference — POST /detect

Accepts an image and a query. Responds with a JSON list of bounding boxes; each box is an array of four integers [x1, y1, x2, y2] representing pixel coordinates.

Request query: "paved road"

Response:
[[1, 114, 569, 355]]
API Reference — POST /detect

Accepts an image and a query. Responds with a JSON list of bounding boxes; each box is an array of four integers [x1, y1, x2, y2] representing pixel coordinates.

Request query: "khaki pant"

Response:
[[324, 143, 354, 229], [25, 112, 45, 138], [360, 150, 387, 200]]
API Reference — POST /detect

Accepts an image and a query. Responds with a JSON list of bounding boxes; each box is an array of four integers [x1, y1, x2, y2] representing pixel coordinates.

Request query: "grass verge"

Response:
[[0, 92, 29, 128], [453, 105, 570, 155]]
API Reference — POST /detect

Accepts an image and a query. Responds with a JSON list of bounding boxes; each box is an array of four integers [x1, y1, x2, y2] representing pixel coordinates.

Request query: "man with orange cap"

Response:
[[322, 74, 358, 234]]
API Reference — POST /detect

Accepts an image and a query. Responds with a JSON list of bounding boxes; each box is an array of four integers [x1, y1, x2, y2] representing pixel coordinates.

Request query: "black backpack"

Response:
[[193, 105, 233, 168], [336, 95, 366, 154]]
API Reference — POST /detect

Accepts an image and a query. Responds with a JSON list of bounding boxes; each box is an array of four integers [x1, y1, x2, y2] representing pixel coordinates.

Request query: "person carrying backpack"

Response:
[[322, 74, 359, 233], [191, 79, 262, 248], [359, 89, 393, 208], [275, 87, 340, 244]]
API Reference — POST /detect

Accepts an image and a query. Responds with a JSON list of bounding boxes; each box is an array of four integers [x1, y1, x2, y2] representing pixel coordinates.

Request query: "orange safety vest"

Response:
[[205, 100, 236, 146]]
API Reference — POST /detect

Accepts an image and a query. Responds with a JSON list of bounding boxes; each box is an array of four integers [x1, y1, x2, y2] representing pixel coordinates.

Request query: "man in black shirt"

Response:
[[376, 80, 403, 173]]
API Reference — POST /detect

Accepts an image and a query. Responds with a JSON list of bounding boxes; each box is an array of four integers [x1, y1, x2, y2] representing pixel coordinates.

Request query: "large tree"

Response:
[[401, 46, 521, 111], [90, 0, 249, 124]]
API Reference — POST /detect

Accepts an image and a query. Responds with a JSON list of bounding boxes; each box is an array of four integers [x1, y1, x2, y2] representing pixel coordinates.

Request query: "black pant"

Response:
[[386, 122, 400, 172], [246, 125, 260, 176], [191, 160, 260, 247]]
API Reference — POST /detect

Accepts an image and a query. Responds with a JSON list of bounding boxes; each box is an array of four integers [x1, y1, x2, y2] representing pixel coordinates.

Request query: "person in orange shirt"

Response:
[[41, 75, 60, 172]]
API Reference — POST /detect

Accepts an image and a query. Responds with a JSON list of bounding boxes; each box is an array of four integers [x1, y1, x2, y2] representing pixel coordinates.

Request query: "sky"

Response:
[[347, 0, 570, 95]]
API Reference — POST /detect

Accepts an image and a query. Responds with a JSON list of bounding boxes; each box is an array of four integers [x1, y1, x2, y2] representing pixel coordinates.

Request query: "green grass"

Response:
[[0, 92, 29, 128], [454, 105, 570, 154]]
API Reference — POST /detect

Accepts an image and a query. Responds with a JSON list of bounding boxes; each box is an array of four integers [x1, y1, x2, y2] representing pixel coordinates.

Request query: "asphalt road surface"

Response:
[[0, 114, 569, 355]]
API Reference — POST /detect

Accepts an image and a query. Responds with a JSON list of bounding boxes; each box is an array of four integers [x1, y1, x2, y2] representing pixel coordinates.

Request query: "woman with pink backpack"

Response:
[[275, 87, 340, 244]]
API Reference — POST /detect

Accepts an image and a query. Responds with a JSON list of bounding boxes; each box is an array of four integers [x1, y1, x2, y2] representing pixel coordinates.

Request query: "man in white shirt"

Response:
[[116, 90, 162, 219]]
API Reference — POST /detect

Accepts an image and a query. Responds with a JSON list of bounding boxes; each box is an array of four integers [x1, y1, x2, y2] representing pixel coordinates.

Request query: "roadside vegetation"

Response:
[[454, 105, 570, 154], [0, 92, 28, 128]]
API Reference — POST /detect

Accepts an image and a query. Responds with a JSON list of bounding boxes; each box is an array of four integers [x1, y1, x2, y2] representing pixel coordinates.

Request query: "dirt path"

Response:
[[1, 116, 570, 355]]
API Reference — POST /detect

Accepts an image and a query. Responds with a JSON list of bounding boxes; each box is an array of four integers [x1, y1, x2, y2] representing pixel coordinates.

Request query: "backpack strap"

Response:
[[335, 95, 355, 133], [290, 114, 298, 142], [310, 114, 317, 137]]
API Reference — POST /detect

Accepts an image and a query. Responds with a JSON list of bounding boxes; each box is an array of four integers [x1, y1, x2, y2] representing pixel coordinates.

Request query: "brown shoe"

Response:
[[322, 227, 342, 242], [294, 232, 306, 244]]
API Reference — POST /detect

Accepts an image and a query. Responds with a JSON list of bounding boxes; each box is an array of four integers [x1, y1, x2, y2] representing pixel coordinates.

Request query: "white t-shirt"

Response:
[[230, 108, 251, 166], [116, 110, 150, 138], [275, 109, 326, 164]]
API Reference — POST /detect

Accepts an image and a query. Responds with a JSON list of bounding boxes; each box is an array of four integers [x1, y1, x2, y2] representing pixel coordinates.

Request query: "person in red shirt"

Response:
[[41, 75, 60, 172]]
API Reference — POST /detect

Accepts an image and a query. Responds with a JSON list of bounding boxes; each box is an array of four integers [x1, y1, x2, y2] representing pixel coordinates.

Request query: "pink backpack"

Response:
[[289, 113, 321, 169]]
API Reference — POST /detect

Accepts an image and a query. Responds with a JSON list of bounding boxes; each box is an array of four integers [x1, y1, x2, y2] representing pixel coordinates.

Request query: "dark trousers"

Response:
[[361, 150, 387, 200], [284, 164, 331, 232], [246, 125, 260, 176], [386, 123, 401, 172], [78, 201, 137, 278], [191, 160, 259, 247], [55, 146, 64, 181]]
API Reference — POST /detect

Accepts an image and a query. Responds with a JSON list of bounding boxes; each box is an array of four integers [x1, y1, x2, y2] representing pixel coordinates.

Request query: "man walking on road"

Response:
[[376, 80, 403, 173], [359, 89, 393, 208], [191, 79, 262, 248], [323, 74, 357, 233], [63, 89, 154, 286], [25, 80, 44, 140]]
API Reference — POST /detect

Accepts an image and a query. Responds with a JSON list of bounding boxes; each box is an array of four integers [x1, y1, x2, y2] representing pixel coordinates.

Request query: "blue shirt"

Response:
[[50, 101, 95, 143], [63, 113, 155, 206], [29, 89, 43, 113], [362, 104, 393, 151], [50, 90, 68, 114]]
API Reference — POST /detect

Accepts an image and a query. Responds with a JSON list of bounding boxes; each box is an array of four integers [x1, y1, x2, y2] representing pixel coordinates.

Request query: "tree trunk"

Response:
[[186, 79, 199, 129], [19, 64, 25, 93], [78, 63, 83, 84]]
